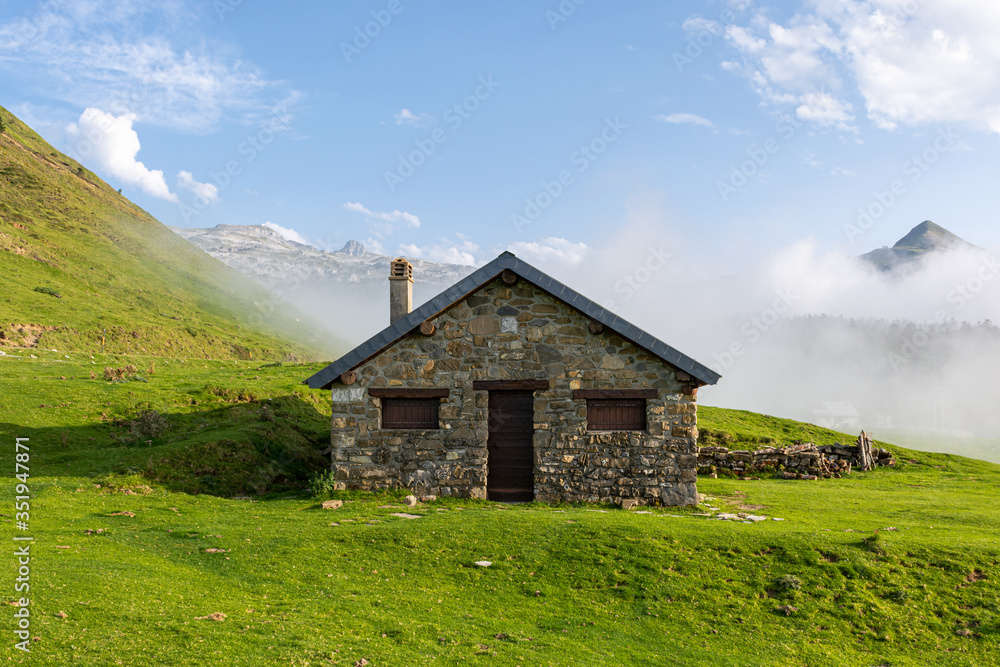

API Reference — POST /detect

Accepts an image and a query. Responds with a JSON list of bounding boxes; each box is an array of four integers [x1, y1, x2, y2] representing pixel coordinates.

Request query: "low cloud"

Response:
[[65, 108, 176, 201], [655, 113, 716, 129], [394, 108, 433, 127], [177, 170, 219, 204], [262, 221, 310, 246], [343, 202, 421, 229], [399, 238, 479, 266], [506, 237, 589, 266]]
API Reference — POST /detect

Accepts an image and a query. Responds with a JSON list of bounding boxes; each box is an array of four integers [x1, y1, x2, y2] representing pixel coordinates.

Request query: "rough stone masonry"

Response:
[[326, 276, 703, 506]]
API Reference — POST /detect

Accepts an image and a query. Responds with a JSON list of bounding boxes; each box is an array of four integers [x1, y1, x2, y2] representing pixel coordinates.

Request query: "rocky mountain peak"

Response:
[[338, 240, 368, 256], [859, 221, 981, 272]]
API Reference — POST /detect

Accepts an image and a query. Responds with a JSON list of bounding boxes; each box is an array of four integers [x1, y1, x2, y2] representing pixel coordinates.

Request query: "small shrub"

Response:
[[33, 286, 62, 298], [862, 532, 886, 556], [775, 575, 802, 592], [310, 470, 340, 498], [205, 384, 258, 403], [104, 364, 138, 382], [0, 117, 6, 133], [121, 409, 169, 440], [888, 589, 909, 603]]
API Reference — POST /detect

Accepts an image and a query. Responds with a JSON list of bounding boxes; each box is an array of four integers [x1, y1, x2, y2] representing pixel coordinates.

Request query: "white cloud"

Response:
[[177, 170, 218, 204], [399, 239, 479, 266], [506, 238, 589, 266], [0, 2, 287, 131], [795, 92, 855, 129], [65, 108, 176, 201], [344, 202, 421, 240], [722, 2, 1000, 134], [394, 108, 433, 127], [655, 113, 716, 129], [683, 17, 724, 37], [262, 221, 310, 246]]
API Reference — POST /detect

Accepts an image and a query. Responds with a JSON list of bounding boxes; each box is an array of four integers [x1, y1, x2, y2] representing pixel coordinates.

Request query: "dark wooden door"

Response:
[[487, 391, 535, 502]]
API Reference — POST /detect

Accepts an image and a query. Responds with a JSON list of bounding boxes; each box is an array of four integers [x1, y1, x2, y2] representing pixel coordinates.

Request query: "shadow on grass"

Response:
[[0, 394, 331, 497]]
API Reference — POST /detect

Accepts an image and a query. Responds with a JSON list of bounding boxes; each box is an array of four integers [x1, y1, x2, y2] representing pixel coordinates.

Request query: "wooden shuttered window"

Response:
[[369, 389, 448, 430], [381, 398, 439, 429], [572, 391, 654, 432], [585, 398, 646, 431]]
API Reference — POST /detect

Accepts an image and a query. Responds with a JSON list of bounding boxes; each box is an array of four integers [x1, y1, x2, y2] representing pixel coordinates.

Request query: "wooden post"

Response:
[[340, 370, 357, 385], [588, 321, 604, 334], [856, 430, 874, 471], [419, 321, 435, 336], [501, 269, 518, 285]]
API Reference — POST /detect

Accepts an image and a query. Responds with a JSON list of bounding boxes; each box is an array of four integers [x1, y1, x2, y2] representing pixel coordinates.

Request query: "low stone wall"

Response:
[[697, 442, 895, 480]]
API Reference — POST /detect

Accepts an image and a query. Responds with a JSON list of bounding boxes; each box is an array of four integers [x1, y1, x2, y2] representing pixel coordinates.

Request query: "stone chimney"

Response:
[[388, 257, 413, 325]]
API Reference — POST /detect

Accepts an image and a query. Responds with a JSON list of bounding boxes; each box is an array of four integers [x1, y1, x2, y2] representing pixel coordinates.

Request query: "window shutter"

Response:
[[381, 397, 440, 429], [586, 398, 646, 431]]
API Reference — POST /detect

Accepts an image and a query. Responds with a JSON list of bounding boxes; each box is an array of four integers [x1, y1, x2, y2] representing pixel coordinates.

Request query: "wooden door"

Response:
[[487, 391, 535, 502]]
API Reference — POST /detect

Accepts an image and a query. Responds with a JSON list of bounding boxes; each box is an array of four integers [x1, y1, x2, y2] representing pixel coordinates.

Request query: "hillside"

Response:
[[1, 350, 998, 665], [169, 224, 473, 342], [859, 220, 981, 272], [0, 105, 339, 360]]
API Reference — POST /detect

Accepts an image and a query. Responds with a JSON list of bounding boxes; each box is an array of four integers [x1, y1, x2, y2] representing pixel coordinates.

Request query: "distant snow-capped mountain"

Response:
[[169, 224, 473, 343]]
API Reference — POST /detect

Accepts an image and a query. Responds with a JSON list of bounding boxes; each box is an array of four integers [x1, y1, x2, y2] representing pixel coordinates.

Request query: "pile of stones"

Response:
[[698, 439, 895, 480]]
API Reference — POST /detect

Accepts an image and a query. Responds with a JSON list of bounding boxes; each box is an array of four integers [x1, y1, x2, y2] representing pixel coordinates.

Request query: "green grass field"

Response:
[[0, 104, 337, 361], [1, 352, 998, 666]]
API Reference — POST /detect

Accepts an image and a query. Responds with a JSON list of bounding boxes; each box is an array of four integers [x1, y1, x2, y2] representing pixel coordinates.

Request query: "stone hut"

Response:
[[305, 252, 720, 506]]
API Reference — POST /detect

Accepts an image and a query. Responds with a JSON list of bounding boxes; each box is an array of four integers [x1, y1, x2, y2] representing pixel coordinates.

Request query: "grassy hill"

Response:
[[0, 104, 339, 361], [1, 351, 998, 665]]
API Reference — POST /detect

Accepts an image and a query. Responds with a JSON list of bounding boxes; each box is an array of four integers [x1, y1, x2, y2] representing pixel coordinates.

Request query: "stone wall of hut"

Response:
[[327, 277, 702, 506]]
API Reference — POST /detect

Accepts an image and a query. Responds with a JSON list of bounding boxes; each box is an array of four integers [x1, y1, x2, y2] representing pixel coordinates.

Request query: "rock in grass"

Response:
[[194, 612, 227, 621], [474, 560, 492, 567], [404, 495, 419, 507], [620, 499, 638, 510], [321, 499, 343, 510], [776, 605, 799, 616]]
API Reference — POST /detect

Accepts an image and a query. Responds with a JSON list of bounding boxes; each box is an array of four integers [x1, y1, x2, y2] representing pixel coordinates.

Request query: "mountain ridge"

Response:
[[168, 223, 474, 343], [859, 220, 981, 272]]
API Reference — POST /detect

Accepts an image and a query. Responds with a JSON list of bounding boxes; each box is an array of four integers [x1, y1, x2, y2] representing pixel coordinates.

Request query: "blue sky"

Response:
[[2, 0, 999, 271]]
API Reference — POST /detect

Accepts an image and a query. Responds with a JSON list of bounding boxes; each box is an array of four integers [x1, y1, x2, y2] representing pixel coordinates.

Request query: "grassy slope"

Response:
[[0, 105, 339, 361], [698, 405, 885, 450], [1, 353, 998, 665]]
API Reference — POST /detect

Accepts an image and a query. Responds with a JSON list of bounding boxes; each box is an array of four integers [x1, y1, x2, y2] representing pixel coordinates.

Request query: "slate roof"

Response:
[[305, 251, 721, 389]]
